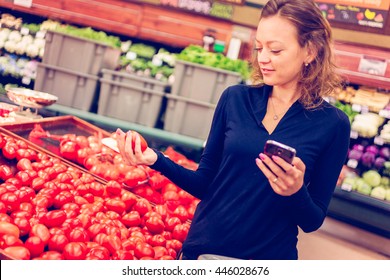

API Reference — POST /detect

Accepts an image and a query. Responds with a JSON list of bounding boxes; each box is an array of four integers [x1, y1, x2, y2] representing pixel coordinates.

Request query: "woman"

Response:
[[116, 0, 351, 260]]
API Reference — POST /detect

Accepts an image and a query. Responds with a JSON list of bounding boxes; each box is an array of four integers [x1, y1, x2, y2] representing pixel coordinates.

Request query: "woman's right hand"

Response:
[[115, 128, 158, 166]]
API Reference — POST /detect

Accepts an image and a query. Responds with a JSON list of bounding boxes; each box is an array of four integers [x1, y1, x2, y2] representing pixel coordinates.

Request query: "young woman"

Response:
[[116, 0, 351, 260]]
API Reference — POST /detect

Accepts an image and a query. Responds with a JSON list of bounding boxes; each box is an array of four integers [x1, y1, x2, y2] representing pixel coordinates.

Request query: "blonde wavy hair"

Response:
[[250, 0, 342, 109]]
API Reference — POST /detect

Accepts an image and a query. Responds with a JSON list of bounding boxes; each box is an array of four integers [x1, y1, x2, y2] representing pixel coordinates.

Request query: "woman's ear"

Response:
[[305, 41, 317, 64]]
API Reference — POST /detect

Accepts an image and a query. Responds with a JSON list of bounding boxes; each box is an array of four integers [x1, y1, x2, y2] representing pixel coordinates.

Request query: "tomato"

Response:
[[166, 239, 183, 253], [16, 158, 33, 171], [149, 234, 167, 247], [15, 171, 33, 186], [89, 182, 104, 197], [0, 221, 20, 237], [121, 211, 141, 228], [0, 165, 13, 181], [163, 216, 181, 232], [0, 201, 6, 214], [105, 198, 126, 215], [53, 191, 74, 209], [0, 234, 23, 249], [106, 180, 122, 197], [154, 204, 168, 221], [48, 234, 69, 253], [87, 224, 105, 239], [173, 205, 189, 223], [121, 191, 137, 211], [4, 246, 31, 260], [159, 255, 175, 260], [172, 223, 189, 243], [0, 213, 11, 223], [5, 178, 22, 189], [63, 242, 87, 260], [162, 190, 179, 202], [42, 210, 67, 228], [134, 242, 154, 259], [148, 173, 169, 190], [16, 187, 35, 203], [153, 246, 169, 259], [132, 198, 152, 216], [69, 227, 90, 242], [60, 140, 79, 161], [102, 234, 122, 255], [124, 168, 147, 187], [161, 183, 179, 194], [24, 236, 45, 258], [40, 251, 64, 260], [56, 172, 74, 184], [145, 217, 165, 234], [87, 246, 111, 260], [31, 195, 52, 209], [30, 224, 50, 245], [1, 192, 20, 212], [130, 131, 148, 152], [2, 142, 18, 160], [112, 250, 134, 260]]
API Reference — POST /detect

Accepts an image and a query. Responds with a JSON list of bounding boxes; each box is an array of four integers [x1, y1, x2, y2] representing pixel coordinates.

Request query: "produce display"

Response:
[[0, 130, 199, 260], [176, 45, 250, 80]]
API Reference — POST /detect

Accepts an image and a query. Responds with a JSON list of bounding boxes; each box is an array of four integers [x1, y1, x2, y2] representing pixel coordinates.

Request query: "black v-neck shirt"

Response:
[[151, 84, 351, 259]]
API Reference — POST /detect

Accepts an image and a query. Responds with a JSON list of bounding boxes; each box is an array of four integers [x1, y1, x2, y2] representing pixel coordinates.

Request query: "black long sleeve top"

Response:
[[151, 84, 351, 260]]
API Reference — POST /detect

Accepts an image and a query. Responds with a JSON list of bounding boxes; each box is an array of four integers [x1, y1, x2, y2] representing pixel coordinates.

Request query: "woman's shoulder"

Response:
[[315, 100, 351, 130]]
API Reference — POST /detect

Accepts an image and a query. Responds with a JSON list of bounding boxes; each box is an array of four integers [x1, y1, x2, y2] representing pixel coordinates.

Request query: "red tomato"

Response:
[[154, 204, 168, 221], [173, 205, 189, 222], [0, 221, 20, 237], [30, 224, 50, 245], [121, 191, 137, 211], [132, 198, 152, 216], [2, 142, 18, 160], [121, 239, 137, 251], [40, 251, 64, 260], [159, 255, 175, 260], [87, 246, 111, 260], [89, 182, 105, 197], [172, 224, 189, 243], [124, 168, 147, 187], [130, 131, 148, 152], [0, 234, 23, 249], [149, 234, 166, 247], [165, 216, 182, 232], [145, 217, 165, 234], [112, 250, 134, 260], [48, 234, 69, 253], [0, 213, 11, 222], [69, 227, 90, 242], [16, 158, 33, 171], [1, 192, 20, 212], [59, 140, 79, 161], [24, 236, 45, 258], [105, 198, 126, 215], [105, 180, 122, 196], [53, 191, 74, 209], [63, 242, 87, 260], [42, 210, 67, 228], [4, 246, 30, 260], [0, 165, 13, 181], [153, 246, 169, 259], [134, 242, 154, 259], [102, 234, 122, 255], [166, 239, 183, 253], [0, 201, 5, 214], [12, 217, 31, 236], [121, 211, 141, 228], [87, 224, 105, 239]]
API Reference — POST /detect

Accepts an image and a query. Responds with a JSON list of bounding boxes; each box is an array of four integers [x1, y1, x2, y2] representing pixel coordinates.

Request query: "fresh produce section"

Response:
[[0, 125, 204, 260]]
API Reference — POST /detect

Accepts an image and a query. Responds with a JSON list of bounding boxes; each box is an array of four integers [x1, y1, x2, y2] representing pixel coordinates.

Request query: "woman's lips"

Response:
[[261, 68, 274, 74]]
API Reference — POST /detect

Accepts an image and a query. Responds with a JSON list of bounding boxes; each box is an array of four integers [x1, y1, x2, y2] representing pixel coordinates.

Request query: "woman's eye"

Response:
[[271, 50, 281, 54], [254, 47, 263, 52]]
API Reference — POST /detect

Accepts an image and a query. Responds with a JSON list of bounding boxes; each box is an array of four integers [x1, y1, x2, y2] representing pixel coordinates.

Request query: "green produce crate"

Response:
[[34, 63, 99, 111], [98, 69, 167, 127], [43, 30, 120, 75], [163, 94, 216, 140], [172, 60, 241, 104]]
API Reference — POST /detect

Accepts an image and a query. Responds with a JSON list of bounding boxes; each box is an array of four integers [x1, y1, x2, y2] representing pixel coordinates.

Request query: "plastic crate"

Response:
[[97, 69, 167, 127], [172, 60, 241, 104], [163, 94, 216, 140], [42, 30, 121, 75], [34, 63, 99, 111]]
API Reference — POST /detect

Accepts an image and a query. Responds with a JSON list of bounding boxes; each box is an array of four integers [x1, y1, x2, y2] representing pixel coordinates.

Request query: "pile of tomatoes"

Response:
[[0, 133, 193, 260]]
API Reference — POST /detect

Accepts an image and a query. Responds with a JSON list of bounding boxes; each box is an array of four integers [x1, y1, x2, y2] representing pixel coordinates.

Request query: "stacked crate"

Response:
[[163, 60, 241, 140], [34, 30, 120, 111]]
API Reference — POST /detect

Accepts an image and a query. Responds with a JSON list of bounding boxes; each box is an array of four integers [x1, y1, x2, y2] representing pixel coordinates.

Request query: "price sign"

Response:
[[358, 56, 387, 77], [14, 0, 32, 8], [340, 183, 353, 192], [350, 130, 359, 139], [346, 159, 358, 169]]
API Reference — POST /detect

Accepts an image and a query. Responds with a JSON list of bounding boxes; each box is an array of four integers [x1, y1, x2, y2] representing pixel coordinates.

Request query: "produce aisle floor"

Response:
[[297, 217, 390, 260]]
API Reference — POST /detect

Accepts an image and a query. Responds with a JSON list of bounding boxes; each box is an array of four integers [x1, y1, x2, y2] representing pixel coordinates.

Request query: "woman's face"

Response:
[[255, 15, 310, 90]]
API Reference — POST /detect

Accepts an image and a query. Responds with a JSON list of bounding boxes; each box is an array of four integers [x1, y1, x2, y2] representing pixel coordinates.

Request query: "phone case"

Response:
[[264, 140, 296, 164]]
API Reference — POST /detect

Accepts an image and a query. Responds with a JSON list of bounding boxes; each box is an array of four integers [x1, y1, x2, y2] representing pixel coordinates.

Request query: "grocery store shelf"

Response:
[[39, 103, 206, 151]]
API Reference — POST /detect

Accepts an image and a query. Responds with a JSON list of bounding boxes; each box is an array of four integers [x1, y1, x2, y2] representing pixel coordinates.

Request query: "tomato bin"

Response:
[[0, 116, 200, 260]]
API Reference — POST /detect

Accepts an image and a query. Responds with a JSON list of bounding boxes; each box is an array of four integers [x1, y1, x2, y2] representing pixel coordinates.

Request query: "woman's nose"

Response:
[[258, 50, 270, 64]]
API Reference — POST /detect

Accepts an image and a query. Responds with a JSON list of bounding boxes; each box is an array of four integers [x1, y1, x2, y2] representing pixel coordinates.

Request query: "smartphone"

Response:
[[264, 140, 296, 164]]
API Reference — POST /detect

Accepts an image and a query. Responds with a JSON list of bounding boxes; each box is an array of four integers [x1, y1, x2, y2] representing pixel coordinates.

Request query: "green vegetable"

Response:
[[370, 186, 386, 200], [362, 170, 381, 187]]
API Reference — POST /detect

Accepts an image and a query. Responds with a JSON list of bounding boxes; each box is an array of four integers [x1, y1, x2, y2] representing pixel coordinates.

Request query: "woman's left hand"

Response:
[[255, 153, 306, 196]]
